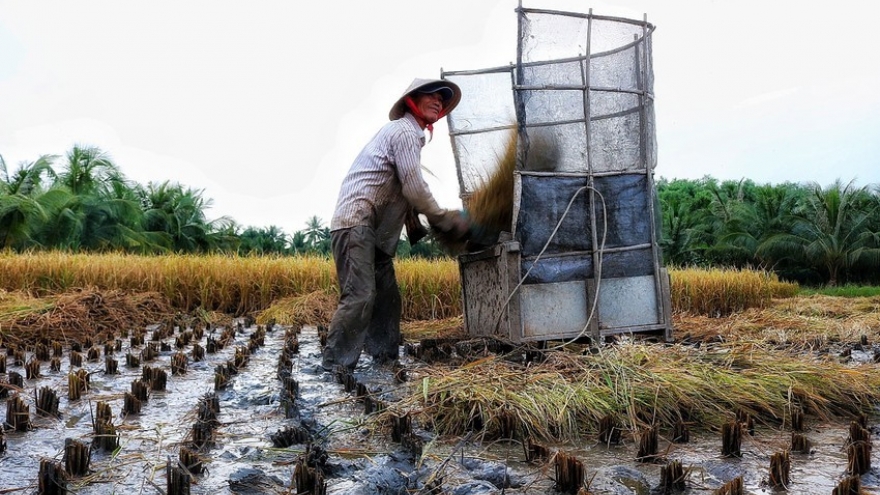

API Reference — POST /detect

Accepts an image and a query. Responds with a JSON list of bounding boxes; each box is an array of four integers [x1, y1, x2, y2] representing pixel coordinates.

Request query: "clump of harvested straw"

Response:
[[675, 294, 880, 345], [432, 128, 518, 253], [401, 316, 466, 342], [376, 342, 880, 442], [256, 289, 337, 327], [1, 288, 173, 346]]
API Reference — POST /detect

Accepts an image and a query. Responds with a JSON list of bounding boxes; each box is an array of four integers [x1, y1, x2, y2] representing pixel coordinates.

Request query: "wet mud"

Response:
[[1, 323, 879, 494]]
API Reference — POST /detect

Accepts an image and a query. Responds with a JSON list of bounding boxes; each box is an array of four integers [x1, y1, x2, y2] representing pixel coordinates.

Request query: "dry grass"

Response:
[[675, 294, 880, 345], [0, 251, 334, 315], [0, 252, 461, 319], [0, 287, 174, 346], [382, 341, 880, 442], [396, 258, 461, 320], [1, 253, 800, 321], [401, 316, 467, 341], [256, 289, 338, 327], [379, 291, 880, 442]]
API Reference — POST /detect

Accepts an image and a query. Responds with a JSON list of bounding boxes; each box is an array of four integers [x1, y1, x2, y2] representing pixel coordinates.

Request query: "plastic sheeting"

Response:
[[447, 5, 672, 340]]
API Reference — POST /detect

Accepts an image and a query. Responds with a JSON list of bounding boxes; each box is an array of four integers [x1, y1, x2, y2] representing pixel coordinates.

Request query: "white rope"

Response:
[[492, 185, 608, 349]]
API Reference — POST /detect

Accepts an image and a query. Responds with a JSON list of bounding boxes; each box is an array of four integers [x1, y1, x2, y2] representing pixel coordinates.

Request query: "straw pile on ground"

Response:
[[675, 294, 880, 344], [381, 341, 880, 442], [400, 316, 467, 341], [256, 289, 337, 327], [0, 288, 174, 346]]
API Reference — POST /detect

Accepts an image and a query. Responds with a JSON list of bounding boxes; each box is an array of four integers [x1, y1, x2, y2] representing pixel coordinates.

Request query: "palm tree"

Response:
[[719, 183, 804, 269], [36, 146, 150, 251], [759, 180, 880, 285], [290, 230, 309, 255], [56, 145, 123, 196], [659, 193, 712, 266], [77, 179, 156, 251], [0, 155, 59, 249], [239, 225, 290, 255], [139, 181, 235, 253], [303, 216, 329, 253], [657, 178, 716, 266]]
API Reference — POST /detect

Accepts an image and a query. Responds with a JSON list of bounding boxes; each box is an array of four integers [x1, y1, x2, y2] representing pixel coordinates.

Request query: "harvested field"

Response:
[[1, 268, 879, 493]]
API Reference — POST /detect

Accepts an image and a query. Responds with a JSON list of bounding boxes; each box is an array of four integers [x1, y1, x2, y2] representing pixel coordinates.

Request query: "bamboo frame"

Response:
[[451, 2, 672, 341]]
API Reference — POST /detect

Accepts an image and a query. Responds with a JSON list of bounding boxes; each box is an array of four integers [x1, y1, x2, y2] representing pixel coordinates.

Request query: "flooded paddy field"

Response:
[[2, 319, 880, 494]]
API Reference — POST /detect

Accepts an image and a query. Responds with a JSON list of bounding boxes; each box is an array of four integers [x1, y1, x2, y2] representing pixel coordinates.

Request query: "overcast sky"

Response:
[[1, 0, 878, 235]]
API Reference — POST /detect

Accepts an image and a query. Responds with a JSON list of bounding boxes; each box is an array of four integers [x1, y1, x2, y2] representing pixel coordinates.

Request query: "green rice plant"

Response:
[[801, 285, 880, 298]]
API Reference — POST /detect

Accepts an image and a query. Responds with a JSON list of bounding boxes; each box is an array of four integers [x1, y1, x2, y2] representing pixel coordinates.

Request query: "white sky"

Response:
[[1, 0, 878, 235]]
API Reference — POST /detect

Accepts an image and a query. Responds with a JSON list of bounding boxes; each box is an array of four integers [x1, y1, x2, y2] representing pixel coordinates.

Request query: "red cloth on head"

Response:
[[404, 96, 447, 142]]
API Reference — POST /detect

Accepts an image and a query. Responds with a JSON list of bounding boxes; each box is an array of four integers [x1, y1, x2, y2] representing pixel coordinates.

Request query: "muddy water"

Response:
[[1, 325, 879, 494]]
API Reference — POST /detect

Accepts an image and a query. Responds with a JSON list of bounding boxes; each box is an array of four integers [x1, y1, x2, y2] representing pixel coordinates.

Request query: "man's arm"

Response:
[[391, 126, 470, 238], [392, 129, 450, 224]]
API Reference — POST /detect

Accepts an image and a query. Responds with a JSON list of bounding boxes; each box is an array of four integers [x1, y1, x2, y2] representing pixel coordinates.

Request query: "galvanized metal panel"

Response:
[[597, 275, 659, 329], [520, 281, 590, 340], [451, 7, 673, 343]]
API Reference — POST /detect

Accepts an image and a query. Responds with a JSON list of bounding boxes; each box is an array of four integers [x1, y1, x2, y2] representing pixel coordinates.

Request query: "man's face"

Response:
[[412, 91, 445, 125]]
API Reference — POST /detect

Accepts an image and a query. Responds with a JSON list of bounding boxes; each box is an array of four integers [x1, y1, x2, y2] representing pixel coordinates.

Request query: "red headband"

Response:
[[404, 95, 447, 142]]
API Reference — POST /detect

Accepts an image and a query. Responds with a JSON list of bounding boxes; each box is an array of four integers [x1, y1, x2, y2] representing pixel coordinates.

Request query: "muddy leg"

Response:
[[364, 251, 401, 364], [322, 227, 377, 371]]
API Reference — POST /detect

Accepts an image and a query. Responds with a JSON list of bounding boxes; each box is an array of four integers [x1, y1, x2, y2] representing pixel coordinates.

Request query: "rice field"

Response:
[[4, 251, 880, 493], [0, 252, 797, 319]]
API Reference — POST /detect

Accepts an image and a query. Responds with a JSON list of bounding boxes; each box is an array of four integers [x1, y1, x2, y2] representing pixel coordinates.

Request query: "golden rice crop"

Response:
[[1, 253, 799, 319], [0, 251, 464, 319], [0, 251, 335, 315], [670, 267, 799, 316], [395, 258, 461, 320]]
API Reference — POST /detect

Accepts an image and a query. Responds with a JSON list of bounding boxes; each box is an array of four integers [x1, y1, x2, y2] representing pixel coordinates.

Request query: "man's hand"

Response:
[[431, 210, 471, 241], [405, 209, 428, 245]]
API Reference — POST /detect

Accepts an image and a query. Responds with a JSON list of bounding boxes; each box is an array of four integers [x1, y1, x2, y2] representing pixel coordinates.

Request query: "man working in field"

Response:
[[322, 78, 470, 372]]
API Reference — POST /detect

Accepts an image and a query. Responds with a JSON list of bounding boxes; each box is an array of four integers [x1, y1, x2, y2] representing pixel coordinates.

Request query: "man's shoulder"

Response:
[[383, 115, 422, 139]]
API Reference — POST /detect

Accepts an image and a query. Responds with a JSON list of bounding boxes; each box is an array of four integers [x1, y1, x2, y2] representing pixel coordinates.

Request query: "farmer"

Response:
[[322, 78, 470, 372]]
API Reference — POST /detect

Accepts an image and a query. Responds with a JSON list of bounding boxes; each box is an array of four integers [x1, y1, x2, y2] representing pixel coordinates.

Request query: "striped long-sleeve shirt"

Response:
[[331, 112, 453, 255]]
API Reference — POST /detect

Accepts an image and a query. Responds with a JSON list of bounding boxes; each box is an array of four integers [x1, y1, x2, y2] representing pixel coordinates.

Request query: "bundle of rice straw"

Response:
[[466, 129, 518, 243], [433, 129, 517, 253]]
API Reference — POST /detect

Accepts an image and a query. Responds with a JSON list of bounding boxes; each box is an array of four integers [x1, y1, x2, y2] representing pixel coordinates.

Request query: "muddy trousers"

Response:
[[321, 226, 402, 370]]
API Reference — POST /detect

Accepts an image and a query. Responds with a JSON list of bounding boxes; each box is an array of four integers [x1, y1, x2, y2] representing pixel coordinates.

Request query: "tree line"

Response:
[[3, 146, 880, 284], [0, 146, 446, 258], [658, 176, 880, 286]]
